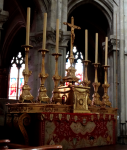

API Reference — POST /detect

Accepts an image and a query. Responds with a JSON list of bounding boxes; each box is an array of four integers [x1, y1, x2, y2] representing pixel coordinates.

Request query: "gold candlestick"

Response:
[[82, 60, 91, 87], [19, 45, 34, 103], [19, 7, 34, 103], [91, 63, 102, 106], [37, 13, 49, 103], [37, 49, 50, 103], [81, 60, 91, 105], [102, 65, 112, 107], [51, 53, 62, 103]]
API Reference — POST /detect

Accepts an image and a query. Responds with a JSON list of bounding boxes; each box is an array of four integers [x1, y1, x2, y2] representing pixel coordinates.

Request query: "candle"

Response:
[[85, 30, 88, 60], [105, 37, 108, 65], [26, 7, 30, 45], [42, 13, 47, 49], [95, 33, 98, 63], [55, 19, 59, 53]]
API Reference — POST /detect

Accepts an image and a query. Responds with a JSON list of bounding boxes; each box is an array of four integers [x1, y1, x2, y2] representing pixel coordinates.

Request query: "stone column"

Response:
[[0, 10, 9, 66], [57, 0, 62, 29], [0, 8, 9, 98], [124, 0, 127, 123], [119, 0, 125, 123], [108, 35, 120, 108]]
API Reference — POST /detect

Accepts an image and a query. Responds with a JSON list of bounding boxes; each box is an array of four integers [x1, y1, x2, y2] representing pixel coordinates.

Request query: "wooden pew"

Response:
[[0, 139, 10, 149], [0, 140, 62, 150], [9, 145, 63, 150]]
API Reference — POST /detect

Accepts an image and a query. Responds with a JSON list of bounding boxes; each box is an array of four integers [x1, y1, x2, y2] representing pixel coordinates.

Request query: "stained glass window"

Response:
[[8, 52, 25, 100], [66, 46, 83, 84]]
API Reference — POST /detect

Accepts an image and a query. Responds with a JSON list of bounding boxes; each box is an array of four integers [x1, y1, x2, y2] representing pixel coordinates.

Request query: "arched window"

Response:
[[66, 46, 83, 83], [8, 52, 25, 100]]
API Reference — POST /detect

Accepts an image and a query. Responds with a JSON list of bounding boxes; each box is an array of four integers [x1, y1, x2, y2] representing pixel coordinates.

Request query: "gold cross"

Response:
[[63, 16, 81, 57]]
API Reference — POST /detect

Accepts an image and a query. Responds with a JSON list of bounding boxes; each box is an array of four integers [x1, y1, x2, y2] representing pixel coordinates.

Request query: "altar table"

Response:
[[5, 112, 116, 150]]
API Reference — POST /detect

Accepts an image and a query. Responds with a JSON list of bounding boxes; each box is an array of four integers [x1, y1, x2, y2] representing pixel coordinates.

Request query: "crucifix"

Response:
[[63, 16, 81, 57]]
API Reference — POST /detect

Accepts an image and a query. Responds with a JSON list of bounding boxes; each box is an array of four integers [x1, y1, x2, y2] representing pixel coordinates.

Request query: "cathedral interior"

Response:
[[0, 0, 127, 149]]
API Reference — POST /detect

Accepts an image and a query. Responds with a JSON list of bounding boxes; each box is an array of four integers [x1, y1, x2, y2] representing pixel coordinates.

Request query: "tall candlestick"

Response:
[[105, 37, 108, 65], [85, 30, 88, 60], [26, 7, 30, 45], [95, 33, 98, 63], [42, 13, 47, 49], [55, 19, 59, 53]]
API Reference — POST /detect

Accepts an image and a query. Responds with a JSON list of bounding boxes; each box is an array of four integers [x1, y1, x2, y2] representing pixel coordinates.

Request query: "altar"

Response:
[[5, 8, 117, 150], [6, 105, 116, 150]]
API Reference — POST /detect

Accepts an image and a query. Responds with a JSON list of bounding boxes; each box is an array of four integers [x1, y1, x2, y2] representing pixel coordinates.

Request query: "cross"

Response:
[[63, 16, 81, 57]]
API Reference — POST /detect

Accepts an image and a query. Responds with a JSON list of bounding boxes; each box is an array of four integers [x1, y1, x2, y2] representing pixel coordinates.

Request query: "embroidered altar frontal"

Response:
[[39, 113, 116, 150]]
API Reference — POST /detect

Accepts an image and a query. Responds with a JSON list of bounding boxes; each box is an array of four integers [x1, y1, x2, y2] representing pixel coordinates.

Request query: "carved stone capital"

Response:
[[30, 28, 70, 48], [102, 35, 120, 54]]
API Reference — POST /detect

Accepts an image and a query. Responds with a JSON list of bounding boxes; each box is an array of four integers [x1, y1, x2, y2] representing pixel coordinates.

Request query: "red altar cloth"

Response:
[[39, 113, 116, 150]]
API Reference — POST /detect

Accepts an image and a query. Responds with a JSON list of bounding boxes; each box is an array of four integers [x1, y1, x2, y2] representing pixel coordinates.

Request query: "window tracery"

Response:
[[8, 52, 25, 100], [66, 46, 83, 83]]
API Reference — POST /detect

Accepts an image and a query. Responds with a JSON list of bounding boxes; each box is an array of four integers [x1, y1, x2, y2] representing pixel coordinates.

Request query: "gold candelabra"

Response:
[[102, 65, 111, 107], [81, 60, 91, 105], [91, 63, 101, 106], [19, 45, 34, 103], [51, 53, 62, 103], [37, 49, 50, 103]]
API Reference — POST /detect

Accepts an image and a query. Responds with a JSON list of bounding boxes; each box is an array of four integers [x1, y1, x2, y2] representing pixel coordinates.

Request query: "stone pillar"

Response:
[[0, 10, 9, 66], [57, 0, 62, 29], [108, 35, 120, 108], [124, 0, 127, 123], [0, 7, 9, 98], [119, 0, 125, 123]]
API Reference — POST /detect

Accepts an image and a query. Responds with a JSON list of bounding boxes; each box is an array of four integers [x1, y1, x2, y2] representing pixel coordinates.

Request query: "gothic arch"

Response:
[[68, 0, 113, 31], [2, 21, 25, 66]]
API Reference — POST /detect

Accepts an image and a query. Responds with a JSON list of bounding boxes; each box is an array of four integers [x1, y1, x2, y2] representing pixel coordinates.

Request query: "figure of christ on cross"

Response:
[[63, 16, 81, 57]]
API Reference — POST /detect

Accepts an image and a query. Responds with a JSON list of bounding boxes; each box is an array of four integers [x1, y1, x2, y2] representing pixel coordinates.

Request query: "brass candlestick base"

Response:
[[81, 60, 91, 105], [37, 49, 50, 103], [81, 60, 91, 86], [19, 45, 34, 103], [51, 53, 62, 104], [102, 65, 112, 107], [91, 63, 102, 106]]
